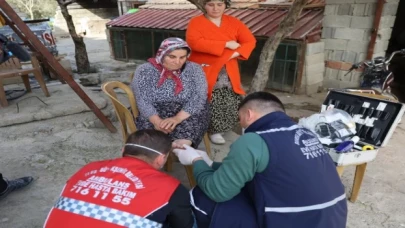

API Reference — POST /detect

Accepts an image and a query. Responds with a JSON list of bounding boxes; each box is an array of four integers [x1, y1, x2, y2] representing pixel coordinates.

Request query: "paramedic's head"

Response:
[[123, 129, 172, 169], [204, 0, 230, 18], [238, 92, 285, 129]]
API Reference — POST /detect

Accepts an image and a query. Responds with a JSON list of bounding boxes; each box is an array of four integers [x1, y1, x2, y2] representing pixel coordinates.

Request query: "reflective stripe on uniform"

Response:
[[54, 196, 162, 228], [189, 188, 207, 215], [264, 193, 346, 213], [256, 125, 302, 134]]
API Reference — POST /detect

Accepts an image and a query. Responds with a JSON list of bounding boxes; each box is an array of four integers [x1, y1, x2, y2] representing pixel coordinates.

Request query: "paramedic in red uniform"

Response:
[[44, 129, 194, 228]]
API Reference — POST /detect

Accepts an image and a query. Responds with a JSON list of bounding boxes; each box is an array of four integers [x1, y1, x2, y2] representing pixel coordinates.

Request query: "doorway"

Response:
[[387, 0, 405, 102]]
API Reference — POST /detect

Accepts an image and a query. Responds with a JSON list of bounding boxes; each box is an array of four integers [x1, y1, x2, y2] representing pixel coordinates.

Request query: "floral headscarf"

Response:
[[147, 37, 191, 95], [204, 0, 231, 8]]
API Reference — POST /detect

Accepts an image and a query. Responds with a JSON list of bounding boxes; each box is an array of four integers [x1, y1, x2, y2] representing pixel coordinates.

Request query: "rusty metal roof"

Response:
[[107, 8, 324, 40], [260, 0, 325, 8], [139, 0, 260, 9]]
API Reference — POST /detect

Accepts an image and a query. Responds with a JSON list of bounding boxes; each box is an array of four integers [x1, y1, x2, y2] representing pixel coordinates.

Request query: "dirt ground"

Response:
[[0, 34, 405, 228]]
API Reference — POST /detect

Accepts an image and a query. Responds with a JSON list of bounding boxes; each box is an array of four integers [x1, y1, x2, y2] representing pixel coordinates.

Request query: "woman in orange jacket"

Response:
[[186, 0, 256, 144]]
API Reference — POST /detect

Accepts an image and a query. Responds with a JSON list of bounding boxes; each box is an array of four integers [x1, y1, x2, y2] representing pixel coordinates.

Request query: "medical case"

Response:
[[320, 91, 405, 166]]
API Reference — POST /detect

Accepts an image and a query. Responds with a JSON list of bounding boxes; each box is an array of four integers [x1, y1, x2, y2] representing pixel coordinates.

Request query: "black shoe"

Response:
[[0, 176, 34, 201]]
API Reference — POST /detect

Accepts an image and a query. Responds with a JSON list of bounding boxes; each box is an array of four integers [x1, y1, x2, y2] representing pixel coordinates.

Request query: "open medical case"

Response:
[[320, 91, 405, 166]]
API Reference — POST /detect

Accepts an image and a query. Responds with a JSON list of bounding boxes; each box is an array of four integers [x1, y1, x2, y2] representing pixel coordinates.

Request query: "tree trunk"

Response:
[[249, 0, 307, 93], [186, 0, 207, 13], [29, 10, 34, 20], [57, 1, 90, 73]]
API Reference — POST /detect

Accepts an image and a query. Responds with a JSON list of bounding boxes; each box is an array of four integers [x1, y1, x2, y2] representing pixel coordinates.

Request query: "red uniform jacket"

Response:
[[44, 157, 180, 228]]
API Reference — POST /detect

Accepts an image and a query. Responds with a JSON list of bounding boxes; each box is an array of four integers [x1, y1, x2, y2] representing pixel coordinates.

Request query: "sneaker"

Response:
[[210, 133, 226, 145], [0, 176, 34, 201]]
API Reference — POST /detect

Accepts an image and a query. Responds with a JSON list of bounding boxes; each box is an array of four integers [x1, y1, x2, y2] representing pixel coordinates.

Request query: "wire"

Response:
[[16, 96, 48, 113]]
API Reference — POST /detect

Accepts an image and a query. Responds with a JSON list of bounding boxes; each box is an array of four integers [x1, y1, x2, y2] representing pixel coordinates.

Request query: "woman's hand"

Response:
[[160, 117, 181, 132], [229, 52, 240, 60], [226, 41, 241, 50], [149, 115, 171, 134]]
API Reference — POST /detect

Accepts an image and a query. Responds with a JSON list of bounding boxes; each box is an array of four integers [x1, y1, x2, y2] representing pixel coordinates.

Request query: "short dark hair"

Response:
[[239, 91, 285, 112], [123, 129, 172, 160]]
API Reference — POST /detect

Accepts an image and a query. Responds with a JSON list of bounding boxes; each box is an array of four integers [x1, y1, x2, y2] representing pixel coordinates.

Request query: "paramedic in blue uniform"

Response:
[[174, 91, 348, 228]]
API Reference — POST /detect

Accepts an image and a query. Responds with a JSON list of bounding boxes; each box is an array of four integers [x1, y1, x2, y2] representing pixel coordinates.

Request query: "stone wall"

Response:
[[322, 0, 400, 89], [53, 6, 119, 38], [299, 42, 325, 94]]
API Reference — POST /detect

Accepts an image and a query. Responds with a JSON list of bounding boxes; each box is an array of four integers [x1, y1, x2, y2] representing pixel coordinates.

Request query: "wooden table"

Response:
[[336, 163, 368, 203]]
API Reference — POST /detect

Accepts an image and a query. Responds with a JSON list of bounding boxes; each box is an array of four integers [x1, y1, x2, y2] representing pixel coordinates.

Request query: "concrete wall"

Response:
[[53, 7, 119, 38], [299, 42, 325, 94], [322, 0, 400, 89]]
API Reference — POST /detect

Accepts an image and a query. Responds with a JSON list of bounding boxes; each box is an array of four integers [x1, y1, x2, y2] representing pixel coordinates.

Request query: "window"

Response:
[[111, 30, 127, 60], [268, 42, 300, 92], [239, 39, 301, 93], [126, 30, 153, 60]]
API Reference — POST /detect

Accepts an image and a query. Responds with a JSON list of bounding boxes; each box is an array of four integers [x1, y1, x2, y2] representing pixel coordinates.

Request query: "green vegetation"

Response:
[[8, 0, 58, 20]]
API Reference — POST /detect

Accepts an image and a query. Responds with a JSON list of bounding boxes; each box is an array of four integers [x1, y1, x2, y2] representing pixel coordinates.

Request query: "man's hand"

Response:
[[160, 117, 181, 131], [193, 147, 213, 167], [225, 41, 241, 50], [172, 144, 202, 166]]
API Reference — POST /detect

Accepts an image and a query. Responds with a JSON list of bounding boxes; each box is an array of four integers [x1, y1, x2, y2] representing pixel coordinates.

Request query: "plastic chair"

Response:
[[0, 56, 50, 107], [101, 81, 138, 140], [102, 81, 211, 188]]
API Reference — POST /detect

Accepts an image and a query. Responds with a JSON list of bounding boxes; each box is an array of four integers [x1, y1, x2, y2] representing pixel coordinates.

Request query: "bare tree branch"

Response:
[[249, 0, 308, 93], [56, 0, 90, 73], [15, 0, 36, 19], [56, 0, 75, 6], [186, 0, 206, 13]]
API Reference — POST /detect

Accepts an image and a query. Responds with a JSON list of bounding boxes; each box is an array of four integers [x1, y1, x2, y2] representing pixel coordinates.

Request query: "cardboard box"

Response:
[[321, 91, 405, 166]]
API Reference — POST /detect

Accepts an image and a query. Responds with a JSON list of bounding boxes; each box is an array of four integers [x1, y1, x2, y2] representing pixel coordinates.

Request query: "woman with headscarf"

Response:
[[186, 0, 256, 145], [131, 37, 209, 148]]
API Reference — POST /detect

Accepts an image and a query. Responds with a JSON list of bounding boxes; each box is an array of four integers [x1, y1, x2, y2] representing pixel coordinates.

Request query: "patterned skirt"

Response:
[[135, 101, 210, 148], [208, 87, 242, 134]]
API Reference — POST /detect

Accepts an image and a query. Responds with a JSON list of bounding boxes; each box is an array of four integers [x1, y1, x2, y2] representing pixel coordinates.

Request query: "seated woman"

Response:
[[131, 37, 209, 148]]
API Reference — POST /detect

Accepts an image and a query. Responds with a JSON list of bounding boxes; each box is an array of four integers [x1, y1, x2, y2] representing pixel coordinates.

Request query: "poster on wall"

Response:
[[0, 20, 58, 56]]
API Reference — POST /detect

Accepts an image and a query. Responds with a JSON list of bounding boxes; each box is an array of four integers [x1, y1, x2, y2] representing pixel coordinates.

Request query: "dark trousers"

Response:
[[0, 173, 7, 193], [191, 186, 259, 228]]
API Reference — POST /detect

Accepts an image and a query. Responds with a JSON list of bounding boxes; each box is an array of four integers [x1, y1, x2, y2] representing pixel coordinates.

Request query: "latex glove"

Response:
[[181, 145, 213, 166], [172, 144, 202, 166], [193, 148, 213, 167]]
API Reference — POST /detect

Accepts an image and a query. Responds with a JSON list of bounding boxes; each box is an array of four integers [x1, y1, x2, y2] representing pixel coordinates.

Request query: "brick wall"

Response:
[[322, 0, 400, 89], [300, 42, 325, 94]]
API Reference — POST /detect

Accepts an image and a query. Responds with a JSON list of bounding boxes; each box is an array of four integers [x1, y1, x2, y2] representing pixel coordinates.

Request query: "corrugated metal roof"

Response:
[[260, 0, 325, 7], [139, 0, 260, 9], [107, 8, 324, 40], [306, 0, 325, 5], [140, 4, 197, 9], [139, 0, 195, 9]]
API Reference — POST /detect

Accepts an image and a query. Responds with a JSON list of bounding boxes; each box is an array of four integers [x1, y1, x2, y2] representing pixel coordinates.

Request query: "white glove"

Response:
[[194, 148, 213, 167], [181, 145, 213, 166], [172, 144, 202, 165]]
